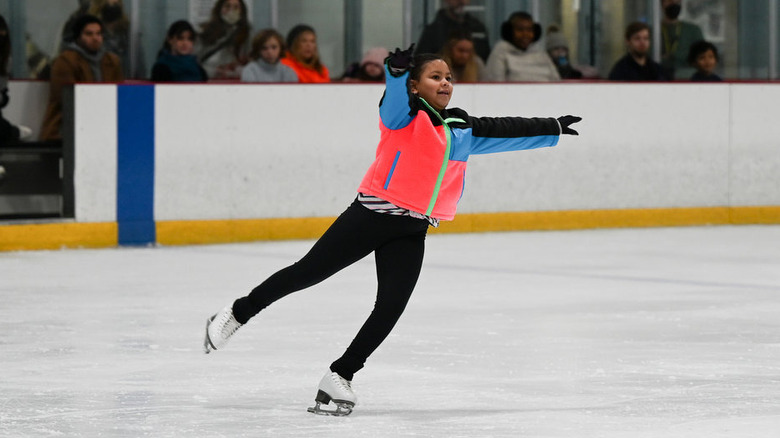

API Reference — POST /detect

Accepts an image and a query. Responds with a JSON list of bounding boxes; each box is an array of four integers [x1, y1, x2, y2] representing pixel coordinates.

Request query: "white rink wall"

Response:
[[9, 81, 780, 223]]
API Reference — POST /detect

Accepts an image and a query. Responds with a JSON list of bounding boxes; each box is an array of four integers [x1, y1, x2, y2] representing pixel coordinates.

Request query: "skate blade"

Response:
[[203, 315, 216, 354], [307, 401, 354, 417]]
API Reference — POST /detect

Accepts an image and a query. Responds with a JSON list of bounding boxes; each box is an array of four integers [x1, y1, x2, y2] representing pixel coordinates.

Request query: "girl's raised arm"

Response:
[[379, 45, 416, 130]]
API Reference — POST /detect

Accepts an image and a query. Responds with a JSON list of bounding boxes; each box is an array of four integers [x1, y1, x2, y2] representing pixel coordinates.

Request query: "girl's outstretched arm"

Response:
[[461, 113, 582, 156]]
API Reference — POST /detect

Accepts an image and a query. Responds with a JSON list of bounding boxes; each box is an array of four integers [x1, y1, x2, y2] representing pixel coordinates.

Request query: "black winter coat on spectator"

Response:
[[608, 54, 668, 81]]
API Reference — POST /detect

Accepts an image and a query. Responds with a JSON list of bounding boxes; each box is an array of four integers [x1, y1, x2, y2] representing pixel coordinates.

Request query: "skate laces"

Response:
[[331, 373, 352, 392], [219, 309, 242, 339]]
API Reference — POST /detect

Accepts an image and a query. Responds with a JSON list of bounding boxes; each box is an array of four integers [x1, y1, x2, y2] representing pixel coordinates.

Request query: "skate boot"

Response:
[[203, 304, 243, 354], [306, 371, 357, 416]]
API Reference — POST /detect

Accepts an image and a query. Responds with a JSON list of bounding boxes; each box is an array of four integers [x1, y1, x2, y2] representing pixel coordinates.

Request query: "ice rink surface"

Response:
[[2, 225, 780, 437]]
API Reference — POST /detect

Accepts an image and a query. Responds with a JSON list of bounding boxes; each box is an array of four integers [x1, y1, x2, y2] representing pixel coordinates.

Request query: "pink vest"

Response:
[[358, 108, 466, 221]]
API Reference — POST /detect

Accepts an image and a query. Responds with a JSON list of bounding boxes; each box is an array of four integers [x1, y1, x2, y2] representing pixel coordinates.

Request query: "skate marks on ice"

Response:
[[2, 226, 780, 437]]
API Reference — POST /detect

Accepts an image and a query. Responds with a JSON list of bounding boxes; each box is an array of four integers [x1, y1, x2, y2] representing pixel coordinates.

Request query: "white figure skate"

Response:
[[203, 305, 242, 354], [307, 371, 357, 416]]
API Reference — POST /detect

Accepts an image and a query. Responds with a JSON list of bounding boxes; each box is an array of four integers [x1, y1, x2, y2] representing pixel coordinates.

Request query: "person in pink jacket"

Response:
[[203, 44, 581, 416]]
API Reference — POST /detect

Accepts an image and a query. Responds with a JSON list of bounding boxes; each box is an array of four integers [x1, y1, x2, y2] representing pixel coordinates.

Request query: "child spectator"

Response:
[[281, 24, 330, 83], [151, 20, 207, 82], [687, 40, 722, 82], [441, 29, 487, 83], [197, 0, 251, 80], [340, 47, 388, 82], [241, 29, 298, 83]]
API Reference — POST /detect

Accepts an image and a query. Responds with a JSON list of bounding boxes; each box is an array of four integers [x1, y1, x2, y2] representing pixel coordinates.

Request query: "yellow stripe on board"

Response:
[[433, 206, 780, 234], [432, 206, 737, 234], [156, 217, 336, 246], [2, 206, 780, 250], [0, 222, 117, 251], [156, 206, 780, 246]]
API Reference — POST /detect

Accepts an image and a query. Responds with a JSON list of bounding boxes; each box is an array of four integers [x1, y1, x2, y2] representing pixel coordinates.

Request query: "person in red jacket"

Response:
[[204, 44, 581, 416]]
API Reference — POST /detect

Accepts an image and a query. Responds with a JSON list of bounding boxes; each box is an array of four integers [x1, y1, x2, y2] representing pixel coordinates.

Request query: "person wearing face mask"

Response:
[[41, 15, 123, 141], [660, 0, 704, 80], [196, 0, 251, 80], [543, 25, 599, 80], [545, 29, 582, 79], [415, 0, 490, 62], [485, 11, 560, 82], [60, 0, 142, 79]]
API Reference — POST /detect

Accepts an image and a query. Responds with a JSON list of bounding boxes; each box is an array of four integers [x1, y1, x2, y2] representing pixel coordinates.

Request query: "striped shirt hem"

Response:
[[357, 193, 439, 227]]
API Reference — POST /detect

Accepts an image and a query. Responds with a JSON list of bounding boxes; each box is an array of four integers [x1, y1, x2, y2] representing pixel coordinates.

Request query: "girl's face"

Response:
[[411, 59, 453, 111], [451, 39, 474, 67], [511, 17, 535, 50], [260, 37, 282, 64], [294, 31, 317, 61], [695, 49, 717, 75], [168, 30, 194, 56]]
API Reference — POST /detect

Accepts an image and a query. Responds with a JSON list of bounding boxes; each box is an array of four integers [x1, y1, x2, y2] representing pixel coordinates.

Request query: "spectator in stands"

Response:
[[415, 0, 490, 62], [440, 29, 486, 83], [544, 26, 600, 80], [197, 0, 251, 80], [241, 29, 298, 83], [340, 47, 388, 83], [660, 0, 704, 80], [545, 28, 581, 79], [40, 15, 123, 141], [151, 20, 207, 82], [608, 22, 669, 81], [0, 15, 31, 144], [61, 0, 142, 79], [687, 40, 722, 82], [485, 11, 560, 82], [281, 24, 330, 83]]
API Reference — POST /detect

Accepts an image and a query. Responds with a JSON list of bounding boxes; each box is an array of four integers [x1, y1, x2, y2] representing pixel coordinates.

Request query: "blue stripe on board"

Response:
[[117, 85, 155, 246]]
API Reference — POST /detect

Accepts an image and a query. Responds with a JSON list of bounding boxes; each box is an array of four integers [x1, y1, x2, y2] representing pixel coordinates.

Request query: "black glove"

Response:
[[557, 115, 582, 135], [386, 44, 415, 77]]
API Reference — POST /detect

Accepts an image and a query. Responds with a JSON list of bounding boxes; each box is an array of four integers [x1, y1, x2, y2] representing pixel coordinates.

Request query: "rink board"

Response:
[[2, 82, 780, 250]]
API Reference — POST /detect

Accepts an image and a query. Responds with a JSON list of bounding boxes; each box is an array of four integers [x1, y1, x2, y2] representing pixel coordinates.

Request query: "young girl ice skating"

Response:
[[204, 44, 581, 416]]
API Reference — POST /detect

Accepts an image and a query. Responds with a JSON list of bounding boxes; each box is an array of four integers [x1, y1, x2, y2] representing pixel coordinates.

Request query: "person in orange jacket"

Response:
[[281, 24, 330, 83]]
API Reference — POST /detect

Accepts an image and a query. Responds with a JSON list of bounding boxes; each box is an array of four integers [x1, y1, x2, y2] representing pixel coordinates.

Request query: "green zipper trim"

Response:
[[418, 98, 465, 216]]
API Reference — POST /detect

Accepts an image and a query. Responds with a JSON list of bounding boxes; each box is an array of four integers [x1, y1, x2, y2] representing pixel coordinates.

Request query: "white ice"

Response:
[[2, 226, 780, 437]]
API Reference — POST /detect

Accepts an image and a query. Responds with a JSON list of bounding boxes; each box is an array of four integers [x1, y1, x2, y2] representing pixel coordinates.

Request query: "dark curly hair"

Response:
[[687, 40, 719, 65], [410, 53, 449, 81]]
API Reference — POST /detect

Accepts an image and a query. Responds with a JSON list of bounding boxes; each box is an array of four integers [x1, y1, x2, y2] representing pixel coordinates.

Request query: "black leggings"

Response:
[[232, 199, 429, 380]]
